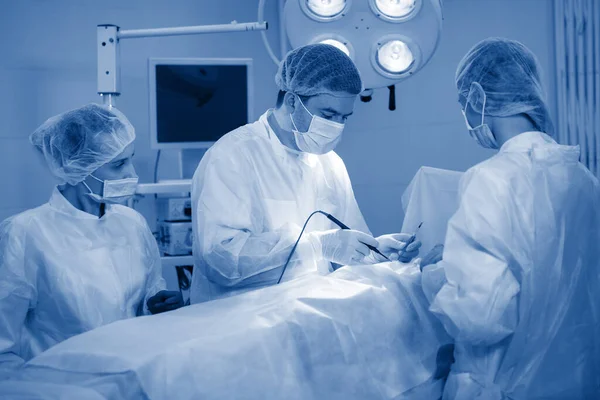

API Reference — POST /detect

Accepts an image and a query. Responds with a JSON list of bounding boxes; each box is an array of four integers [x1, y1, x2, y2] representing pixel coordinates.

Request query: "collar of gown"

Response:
[[499, 131, 556, 153], [259, 110, 318, 167], [498, 130, 580, 163], [48, 186, 108, 220]]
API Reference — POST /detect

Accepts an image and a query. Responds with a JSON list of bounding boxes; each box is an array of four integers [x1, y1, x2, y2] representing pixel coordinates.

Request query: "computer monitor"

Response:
[[148, 58, 253, 149]]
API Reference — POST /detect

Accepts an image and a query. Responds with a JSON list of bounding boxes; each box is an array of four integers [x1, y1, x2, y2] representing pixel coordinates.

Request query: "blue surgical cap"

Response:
[[456, 38, 553, 135], [30, 104, 136, 185], [275, 44, 363, 97]]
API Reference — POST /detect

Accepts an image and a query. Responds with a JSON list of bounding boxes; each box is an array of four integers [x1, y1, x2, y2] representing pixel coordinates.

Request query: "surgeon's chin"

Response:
[[321, 138, 342, 155], [104, 196, 133, 205], [86, 193, 133, 205]]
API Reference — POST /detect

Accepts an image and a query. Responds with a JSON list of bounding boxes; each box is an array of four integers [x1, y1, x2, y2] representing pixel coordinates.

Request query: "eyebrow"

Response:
[[113, 152, 134, 163], [322, 108, 353, 117]]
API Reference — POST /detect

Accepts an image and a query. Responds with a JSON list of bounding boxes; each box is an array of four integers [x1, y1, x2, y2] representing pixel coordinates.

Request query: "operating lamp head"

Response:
[[284, 0, 443, 90]]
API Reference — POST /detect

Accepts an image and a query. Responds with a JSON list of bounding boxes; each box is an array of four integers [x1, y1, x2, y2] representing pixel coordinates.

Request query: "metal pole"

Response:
[[278, 0, 288, 58], [118, 21, 267, 40], [97, 25, 121, 98], [101, 93, 116, 108]]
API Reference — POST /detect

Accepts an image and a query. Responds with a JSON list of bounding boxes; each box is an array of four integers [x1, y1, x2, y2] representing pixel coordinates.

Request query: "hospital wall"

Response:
[[0, 0, 282, 225], [339, 0, 557, 236], [0, 0, 556, 239]]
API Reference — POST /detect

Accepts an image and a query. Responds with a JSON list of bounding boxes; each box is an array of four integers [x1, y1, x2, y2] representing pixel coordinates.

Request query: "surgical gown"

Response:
[[190, 110, 369, 303], [422, 132, 600, 399], [0, 187, 166, 378]]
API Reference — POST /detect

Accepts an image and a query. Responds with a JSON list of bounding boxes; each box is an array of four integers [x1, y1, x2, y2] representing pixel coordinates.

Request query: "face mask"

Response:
[[462, 88, 499, 150], [289, 96, 345, 155], [461, 110, 499, 149], [83, 174, 139, 204]]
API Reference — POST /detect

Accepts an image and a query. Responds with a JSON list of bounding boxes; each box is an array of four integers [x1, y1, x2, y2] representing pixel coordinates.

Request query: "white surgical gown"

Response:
[[190, 110, 369, 303], [0, 187, 166, 378], [422, 132, 600, 399]]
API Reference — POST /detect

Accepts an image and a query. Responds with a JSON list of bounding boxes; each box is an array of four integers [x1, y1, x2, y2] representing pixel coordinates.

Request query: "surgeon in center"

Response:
[[190, 44, 421, 303]]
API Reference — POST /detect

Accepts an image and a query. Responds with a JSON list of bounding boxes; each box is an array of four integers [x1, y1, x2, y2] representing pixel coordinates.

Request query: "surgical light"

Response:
[[319, 39, 351, 57], [280, 0, 443, 108], [306, 0, 347, 18], [373, 0, 418, 20], [376, 39, 414, 74]]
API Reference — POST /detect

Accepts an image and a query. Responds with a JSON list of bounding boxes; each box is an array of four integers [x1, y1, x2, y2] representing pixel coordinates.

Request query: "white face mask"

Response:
[[83, 174, 139, 204], [289, 96, 345, 155], [462, 88, 499, 150], [462, 110, 499, 149]]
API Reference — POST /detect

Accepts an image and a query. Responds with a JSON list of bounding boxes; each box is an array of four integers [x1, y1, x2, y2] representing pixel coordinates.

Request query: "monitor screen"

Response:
[[150, 59, 251, 148]]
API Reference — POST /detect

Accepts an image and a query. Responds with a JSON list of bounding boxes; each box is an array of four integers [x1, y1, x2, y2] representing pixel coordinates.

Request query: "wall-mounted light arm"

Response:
[[97, 21, 268, 106]]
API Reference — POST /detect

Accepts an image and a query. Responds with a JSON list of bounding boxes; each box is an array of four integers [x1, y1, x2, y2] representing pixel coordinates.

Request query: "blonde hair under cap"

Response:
[[456, 37, 554, 135], [30, 103, 136, 186]]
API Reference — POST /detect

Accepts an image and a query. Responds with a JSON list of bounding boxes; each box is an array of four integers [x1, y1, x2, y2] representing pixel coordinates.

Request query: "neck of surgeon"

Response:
[[60, 183, 103, 218], [491, 114, 539, 147]]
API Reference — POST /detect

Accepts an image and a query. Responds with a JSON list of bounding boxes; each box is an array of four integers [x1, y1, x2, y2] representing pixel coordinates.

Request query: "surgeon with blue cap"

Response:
[[420, 38, 600, 399], [190, 44, 422, 303], [0, 104, 183, 379]]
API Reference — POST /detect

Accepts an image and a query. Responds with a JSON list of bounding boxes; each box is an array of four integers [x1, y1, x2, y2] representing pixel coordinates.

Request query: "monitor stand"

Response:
[[179, 149, 208, 180]]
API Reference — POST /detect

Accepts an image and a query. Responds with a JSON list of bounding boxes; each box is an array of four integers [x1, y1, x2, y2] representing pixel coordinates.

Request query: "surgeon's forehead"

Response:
[[307, 93, 355, 114], [112, 142, 135, 161]]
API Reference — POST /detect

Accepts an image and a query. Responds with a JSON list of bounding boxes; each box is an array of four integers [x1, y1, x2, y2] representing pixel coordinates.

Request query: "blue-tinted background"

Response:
[[0, 0, 557, 236]]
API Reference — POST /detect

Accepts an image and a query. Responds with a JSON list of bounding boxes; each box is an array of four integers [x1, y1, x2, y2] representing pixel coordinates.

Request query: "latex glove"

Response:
[[147, 290, 184, 314], [309, 229, 379, 266], [370, 233, 422, 263], [419, 244, 444, 271]]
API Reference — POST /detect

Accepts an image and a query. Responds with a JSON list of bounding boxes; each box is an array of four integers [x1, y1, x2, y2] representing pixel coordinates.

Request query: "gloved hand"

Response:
[[419, 244, 444, 271], [308, 229, 379, 266], [147, 290, 184, 314], [369, 233, 422, 263]]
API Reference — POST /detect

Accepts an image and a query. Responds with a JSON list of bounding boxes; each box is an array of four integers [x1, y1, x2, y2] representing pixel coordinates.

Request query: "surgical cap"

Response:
[[275, 44, 363, 97], [456, 38, 553, 135], [30, 103, 135, 185]]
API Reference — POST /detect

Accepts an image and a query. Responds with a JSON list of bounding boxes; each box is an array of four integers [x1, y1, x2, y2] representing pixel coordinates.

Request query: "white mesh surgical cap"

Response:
[[275, 43, 363, 97], [456, 37, 553, 135], [30, 103, 136, 185]]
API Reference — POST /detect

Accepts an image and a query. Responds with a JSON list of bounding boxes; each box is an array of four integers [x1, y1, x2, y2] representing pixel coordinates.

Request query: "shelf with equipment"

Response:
[[133, 180, 194, 280]]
